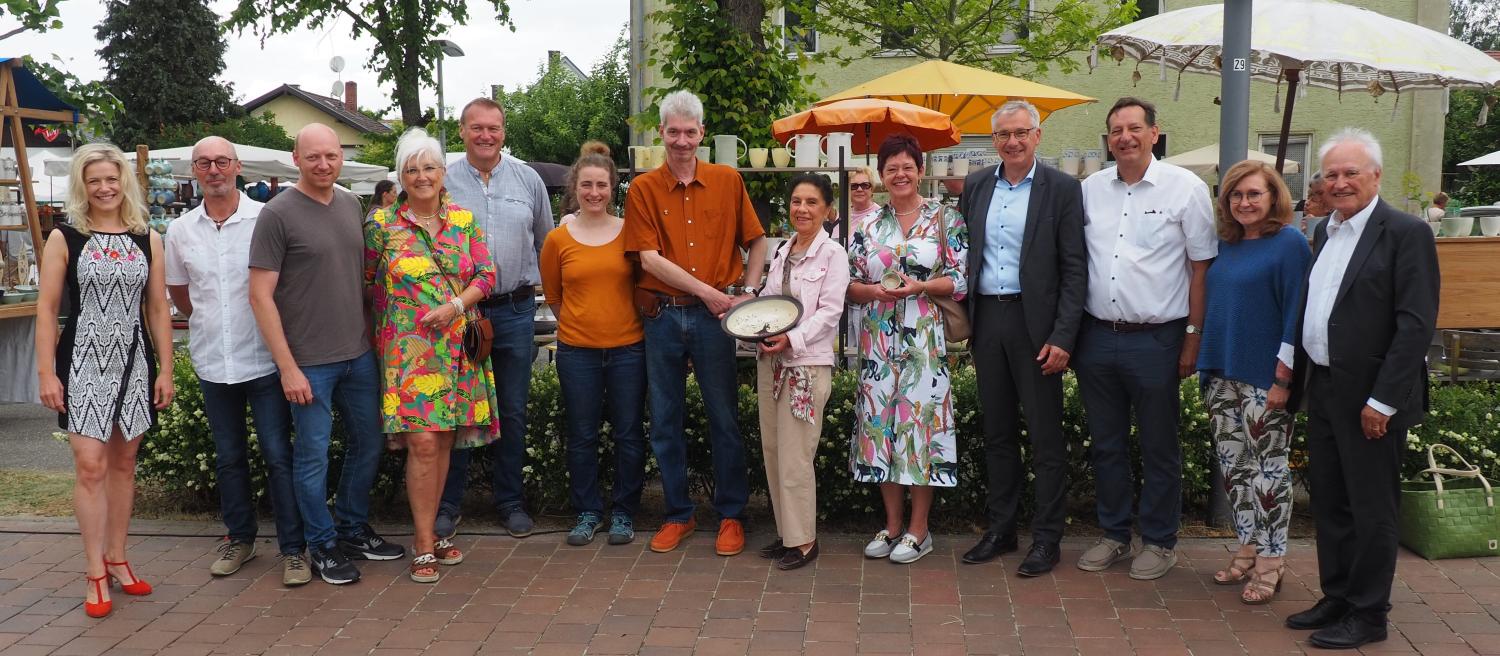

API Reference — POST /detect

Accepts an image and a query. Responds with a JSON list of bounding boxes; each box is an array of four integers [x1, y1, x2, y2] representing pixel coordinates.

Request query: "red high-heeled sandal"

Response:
[[84, 573, 111, 618], [104, 560, 152, 596]]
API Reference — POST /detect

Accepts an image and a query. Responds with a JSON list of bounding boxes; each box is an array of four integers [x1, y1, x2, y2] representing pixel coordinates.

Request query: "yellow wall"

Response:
[[250, 95, 370, 148]]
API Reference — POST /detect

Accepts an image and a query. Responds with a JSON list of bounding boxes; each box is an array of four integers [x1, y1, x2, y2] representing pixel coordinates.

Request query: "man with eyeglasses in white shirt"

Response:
[[165, 136, 309, 586]]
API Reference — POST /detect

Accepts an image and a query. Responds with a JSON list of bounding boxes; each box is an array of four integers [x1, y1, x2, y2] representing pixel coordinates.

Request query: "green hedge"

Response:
[[138, 350, 1500, 523]]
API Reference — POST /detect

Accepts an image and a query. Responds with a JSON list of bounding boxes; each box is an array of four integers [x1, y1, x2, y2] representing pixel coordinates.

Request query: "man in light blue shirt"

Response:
[[437, 98, 554, 540], [955, 100, 1087, 577]]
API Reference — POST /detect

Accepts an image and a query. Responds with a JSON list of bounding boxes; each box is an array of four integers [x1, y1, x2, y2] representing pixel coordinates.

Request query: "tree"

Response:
[[504, 32, 630, 165], [23, 54, 124, 142], [227, 0, 512, 128], [0, 0, 63, 41], [1452, 0, 1500, 51], [792, 0, 1137, 76], [150, 112, 295, 151], [96, 0, 238, 146], [1443, 0, 1500, 206]]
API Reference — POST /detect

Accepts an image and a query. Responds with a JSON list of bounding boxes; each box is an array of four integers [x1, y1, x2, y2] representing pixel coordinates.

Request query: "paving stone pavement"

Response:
[[0, 518, 1496, 655]]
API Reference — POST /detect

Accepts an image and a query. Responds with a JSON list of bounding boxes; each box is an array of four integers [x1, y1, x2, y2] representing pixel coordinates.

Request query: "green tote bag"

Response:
[[1399, 444, 1500, 560]]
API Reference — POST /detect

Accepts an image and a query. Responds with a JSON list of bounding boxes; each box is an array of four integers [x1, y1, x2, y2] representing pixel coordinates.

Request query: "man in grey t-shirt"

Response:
[[248, 123, 404, 585]]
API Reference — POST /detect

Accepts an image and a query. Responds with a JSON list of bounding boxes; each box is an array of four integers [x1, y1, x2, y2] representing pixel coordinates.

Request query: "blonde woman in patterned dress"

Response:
[[364, 128, 500, 583], [847, 134, 968, 565], [35, 143, 174, 617]]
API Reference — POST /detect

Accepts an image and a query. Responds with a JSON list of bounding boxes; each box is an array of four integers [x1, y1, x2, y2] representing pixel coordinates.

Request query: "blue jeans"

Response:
[[199, 372, 303, 555], [1072, 318, 1185, 549], [556, 341, 647, 517], [441, 295, 535, 516], [644, 304, 748, 522], [287, 350, 384, 548]]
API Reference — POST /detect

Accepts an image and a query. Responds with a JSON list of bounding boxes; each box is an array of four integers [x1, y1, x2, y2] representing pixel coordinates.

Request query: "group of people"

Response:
[[35, 88, 1438, 651]]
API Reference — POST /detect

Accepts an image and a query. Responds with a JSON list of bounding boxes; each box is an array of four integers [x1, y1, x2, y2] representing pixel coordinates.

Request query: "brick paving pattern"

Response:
[[0, 519, 1496, 655]]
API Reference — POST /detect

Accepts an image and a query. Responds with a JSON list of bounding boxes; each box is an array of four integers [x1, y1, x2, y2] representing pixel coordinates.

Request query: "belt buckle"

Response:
[[1110, 319, 1127, 332]]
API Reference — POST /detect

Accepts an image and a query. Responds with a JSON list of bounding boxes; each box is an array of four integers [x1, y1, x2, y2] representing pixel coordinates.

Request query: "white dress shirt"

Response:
[[1081, 157, 1218, 323], [1300, 195, 1397, 416], [164, 192, 277, 385]]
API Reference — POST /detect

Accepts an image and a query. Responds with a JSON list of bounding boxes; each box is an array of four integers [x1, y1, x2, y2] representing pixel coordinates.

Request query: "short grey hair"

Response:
[[1309, 171, 1323, 184], [1318, 127, 1383, 172], [394, 127, 445, 174], [659, 90, 705, 125], [991, 100, 1041, 130]]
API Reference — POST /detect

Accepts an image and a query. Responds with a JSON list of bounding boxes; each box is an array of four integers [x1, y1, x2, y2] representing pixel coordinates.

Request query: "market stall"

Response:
[[0, 58, 77, 402]]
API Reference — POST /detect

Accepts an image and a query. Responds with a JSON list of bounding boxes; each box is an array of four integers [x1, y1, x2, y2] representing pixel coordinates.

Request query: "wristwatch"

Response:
[[743, 285, 760, 296], [1185, 324, 1202, 335]]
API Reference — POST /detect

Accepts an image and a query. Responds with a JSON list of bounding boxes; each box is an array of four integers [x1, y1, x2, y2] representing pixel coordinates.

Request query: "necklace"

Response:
[[410, 207, 443, 221], [892, 198, 924, 216]]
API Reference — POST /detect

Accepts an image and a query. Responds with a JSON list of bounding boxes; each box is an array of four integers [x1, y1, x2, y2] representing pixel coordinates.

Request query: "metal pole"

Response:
[[437, 56, 447, 148], [1208, 0, 1254, 529]]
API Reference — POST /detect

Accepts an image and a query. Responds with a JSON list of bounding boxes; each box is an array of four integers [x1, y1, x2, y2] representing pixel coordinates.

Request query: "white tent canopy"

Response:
[[1458, 150, 1500, 167], [1163, 143, 1300, 177], [40, 142, 389, 184]]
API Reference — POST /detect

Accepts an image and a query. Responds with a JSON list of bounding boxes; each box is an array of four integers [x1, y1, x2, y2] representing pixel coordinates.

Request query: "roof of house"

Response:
[[242, 84, 391, 135]]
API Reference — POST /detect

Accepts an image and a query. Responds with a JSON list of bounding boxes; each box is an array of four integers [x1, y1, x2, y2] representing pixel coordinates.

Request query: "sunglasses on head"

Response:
[[848, 182, 872, 191]]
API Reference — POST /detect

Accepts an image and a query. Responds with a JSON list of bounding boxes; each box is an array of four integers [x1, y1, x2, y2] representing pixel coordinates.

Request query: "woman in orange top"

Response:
[[540, 141, 647, 547]]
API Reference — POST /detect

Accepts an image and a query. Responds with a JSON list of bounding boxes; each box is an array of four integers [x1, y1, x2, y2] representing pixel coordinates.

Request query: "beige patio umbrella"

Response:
[[1163, 143, 1299, 177]]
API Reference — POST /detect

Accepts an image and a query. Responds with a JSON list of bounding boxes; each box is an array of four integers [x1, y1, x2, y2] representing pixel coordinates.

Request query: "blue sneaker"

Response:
[[502, 507, 534, 538], [607, 514, 635, 545], [567, 512, 602, 546]]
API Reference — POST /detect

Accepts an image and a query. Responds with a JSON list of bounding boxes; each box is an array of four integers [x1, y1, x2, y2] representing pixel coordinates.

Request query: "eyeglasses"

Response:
[[1229, 190, 1266, 203], [192, 157, 237, 171], [991, 128, 1035, 142], [848, 182, 872, 191], [402, 164, 444, 177]]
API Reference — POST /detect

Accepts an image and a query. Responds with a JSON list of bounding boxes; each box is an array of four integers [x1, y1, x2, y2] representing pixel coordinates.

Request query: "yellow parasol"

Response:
[[818, 60, 1096, 134]]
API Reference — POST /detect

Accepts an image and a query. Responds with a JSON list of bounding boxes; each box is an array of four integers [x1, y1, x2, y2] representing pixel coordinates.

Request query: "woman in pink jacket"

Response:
[[755, 173, 850, 571]]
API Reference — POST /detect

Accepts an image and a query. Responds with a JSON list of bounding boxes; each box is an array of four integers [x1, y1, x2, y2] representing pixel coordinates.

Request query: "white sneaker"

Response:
[[889, 533, 933, 564], [863, 529, 899, 559]]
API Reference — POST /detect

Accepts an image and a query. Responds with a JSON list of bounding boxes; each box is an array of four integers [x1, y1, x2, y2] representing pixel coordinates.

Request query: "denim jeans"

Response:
[[199, 372, 303, 555], [1072, 318, 1185, 549], [556, 341, 647, 517], [287, 350, 383, 548], [441, 294, 535, 516], [644, 304, 748, 522]]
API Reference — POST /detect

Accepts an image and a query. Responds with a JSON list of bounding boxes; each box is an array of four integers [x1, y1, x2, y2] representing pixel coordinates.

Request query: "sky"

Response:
[[5, 0, 631, 118]]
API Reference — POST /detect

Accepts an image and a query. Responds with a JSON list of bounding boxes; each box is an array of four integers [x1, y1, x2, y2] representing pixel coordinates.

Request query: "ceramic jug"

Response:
[[822, 132, 854, 168], [787, 134, 822, 169], [714, 134, 747, 168]]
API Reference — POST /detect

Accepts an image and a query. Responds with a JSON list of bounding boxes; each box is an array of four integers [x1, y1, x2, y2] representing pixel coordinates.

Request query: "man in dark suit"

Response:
[[955, 100, 1087, 576], [1288, 128, 1439, 650]]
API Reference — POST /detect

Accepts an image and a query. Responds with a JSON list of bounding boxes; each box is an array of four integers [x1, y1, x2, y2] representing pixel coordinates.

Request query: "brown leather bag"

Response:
[[931, 205, 971, 342], [414, 225, 494, 365]]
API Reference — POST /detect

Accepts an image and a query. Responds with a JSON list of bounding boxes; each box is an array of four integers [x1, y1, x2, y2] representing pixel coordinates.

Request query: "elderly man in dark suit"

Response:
[[955, 100, 1087, 576], [1287, 127, 1439, 650]]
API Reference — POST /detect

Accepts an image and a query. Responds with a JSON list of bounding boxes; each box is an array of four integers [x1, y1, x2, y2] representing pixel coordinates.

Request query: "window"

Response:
[[880, 24, 915, 52], [780, 0, 818, 54], [1259, 134, 1310, 201], [1135, 0, 1164, 19]]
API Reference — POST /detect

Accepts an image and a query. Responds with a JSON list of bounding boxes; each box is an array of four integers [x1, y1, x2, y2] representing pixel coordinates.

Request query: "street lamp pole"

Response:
[[433, 39, 466, 149]]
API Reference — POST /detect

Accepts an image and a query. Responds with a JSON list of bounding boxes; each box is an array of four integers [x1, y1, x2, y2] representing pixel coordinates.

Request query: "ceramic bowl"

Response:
[[1441, 216, 1474, 238], [1481, 216, 1500, 237]]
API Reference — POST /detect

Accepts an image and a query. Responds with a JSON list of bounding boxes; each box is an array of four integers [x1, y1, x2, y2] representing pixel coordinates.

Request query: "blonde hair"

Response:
[[850, 165, 882, 190], [66, 143, 150, 236]]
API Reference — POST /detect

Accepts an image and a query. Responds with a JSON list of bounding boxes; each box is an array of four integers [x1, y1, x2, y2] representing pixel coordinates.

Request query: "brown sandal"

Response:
[[434, 539, 464, 566], [1213, 554, 1256, 585], [1241, 564, 1283, 605], [410, 553, 439, 583]]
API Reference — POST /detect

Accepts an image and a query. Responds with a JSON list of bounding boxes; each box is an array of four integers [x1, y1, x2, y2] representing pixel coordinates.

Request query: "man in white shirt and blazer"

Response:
[[1286, 128, 1439, 650]]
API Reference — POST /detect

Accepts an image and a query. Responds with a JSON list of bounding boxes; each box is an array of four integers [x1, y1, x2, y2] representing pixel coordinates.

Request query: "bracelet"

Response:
[[450, 297, 466, 313], [1272, 377, 1292, 389]]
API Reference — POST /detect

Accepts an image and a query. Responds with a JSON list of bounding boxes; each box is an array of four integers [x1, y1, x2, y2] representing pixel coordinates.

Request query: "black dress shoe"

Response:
[[1308, 614, 1387, 650], [775, 541, 818, 571], [961, 532, 1018, 564], [758, 539, 788, 559], [1016, 541, 1061, 577], [1286, 597, 1353, 630]]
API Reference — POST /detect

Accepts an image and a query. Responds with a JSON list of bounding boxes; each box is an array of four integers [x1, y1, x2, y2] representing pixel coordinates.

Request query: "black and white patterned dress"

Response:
[[53, 224, 157, 442]]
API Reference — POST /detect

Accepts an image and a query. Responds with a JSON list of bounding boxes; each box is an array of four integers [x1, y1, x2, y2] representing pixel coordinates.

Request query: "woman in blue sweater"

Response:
[[1196, 161, 1310, 605]]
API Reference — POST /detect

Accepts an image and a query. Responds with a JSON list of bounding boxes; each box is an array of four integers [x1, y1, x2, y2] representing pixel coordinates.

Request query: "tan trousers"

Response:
[[756, 360, 831, 547]]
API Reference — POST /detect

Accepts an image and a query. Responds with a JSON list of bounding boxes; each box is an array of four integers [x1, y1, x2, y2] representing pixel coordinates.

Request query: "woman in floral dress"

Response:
[[365, 128, 499, 583], [847, 134, 968, 565]]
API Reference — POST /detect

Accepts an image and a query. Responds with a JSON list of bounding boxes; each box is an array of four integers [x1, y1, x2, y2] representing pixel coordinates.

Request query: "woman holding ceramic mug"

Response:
[[755, 173, 850, 571], [1196, 161, 1310, 605], [846, 133, 968, 565], [36, 143, 174, 617]]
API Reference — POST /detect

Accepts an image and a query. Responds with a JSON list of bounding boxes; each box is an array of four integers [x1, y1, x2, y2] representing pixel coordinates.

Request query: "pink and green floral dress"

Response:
[[847, 200, 968, 486], [364, 202, 500, 448]]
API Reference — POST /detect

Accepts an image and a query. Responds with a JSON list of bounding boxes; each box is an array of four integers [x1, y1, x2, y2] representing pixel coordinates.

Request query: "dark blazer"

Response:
[[1292, 198, 1439, 418], [956, 160, 1088, 352]]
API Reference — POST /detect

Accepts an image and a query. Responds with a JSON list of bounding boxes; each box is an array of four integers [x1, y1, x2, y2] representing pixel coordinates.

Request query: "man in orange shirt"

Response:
[[624, 90, 767, 555]]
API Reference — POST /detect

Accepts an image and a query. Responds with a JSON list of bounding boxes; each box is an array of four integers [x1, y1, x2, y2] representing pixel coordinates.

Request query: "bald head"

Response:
[[191, 136, 241, 198], [292, 123, 344, 193]]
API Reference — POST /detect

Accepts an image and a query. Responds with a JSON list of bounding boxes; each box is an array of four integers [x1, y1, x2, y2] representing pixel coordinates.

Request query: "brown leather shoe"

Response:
[[715, 519, 745, 556], [649, 518, 696, 553]]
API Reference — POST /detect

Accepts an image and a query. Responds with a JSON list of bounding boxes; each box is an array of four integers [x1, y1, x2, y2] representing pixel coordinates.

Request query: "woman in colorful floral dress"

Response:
[[365, 128, 500, 583], [847, 134, 968, 565]]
